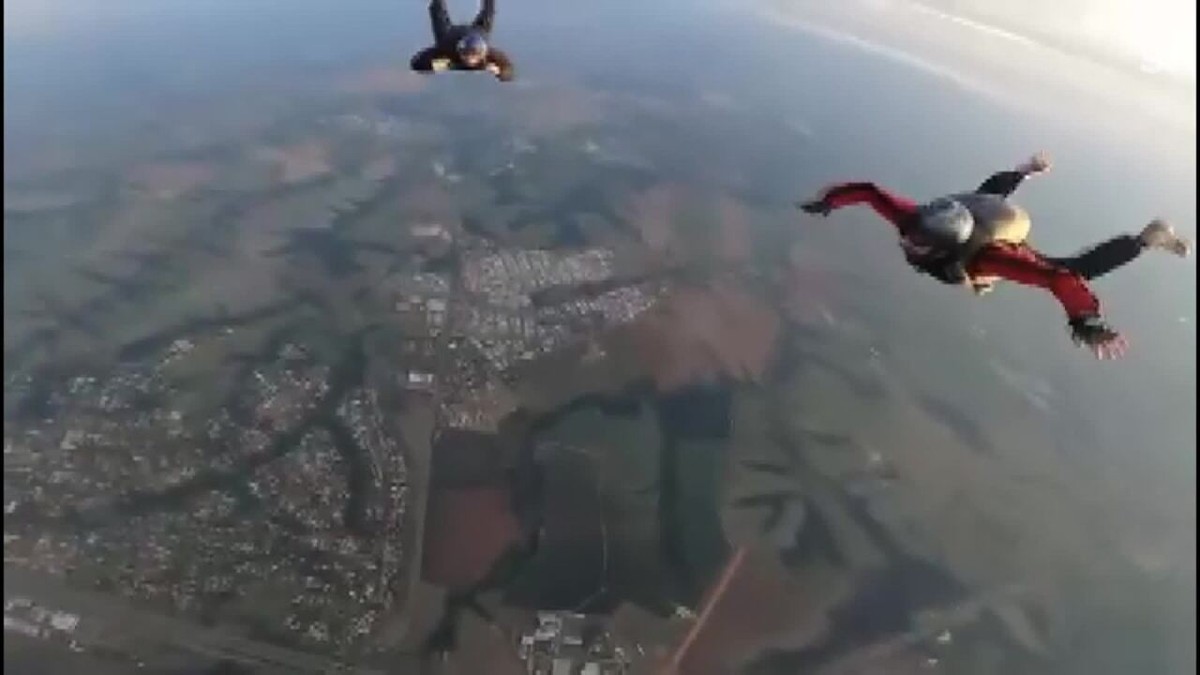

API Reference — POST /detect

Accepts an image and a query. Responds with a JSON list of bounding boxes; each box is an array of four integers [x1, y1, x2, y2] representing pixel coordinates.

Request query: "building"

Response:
[[48, 611, 79, 633], [411, 223, 452, 241], [517, 612, 627, 675], [405, 371, 435, 391]]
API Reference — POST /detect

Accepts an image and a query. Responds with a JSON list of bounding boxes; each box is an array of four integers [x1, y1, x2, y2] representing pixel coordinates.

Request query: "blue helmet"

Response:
[[917, 197, 974, 246], [457, 32, 489, 63]]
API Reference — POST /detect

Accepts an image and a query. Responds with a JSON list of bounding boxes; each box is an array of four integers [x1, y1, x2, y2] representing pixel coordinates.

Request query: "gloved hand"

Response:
[[1068, 315, 1128, 359], [485, 62, 513, 81], [796, 196, 831, 216], [431, 58, 453, 72]]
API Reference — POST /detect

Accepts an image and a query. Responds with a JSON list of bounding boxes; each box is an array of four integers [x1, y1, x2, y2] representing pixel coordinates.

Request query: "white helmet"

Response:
[[918, 197, 974, 246]]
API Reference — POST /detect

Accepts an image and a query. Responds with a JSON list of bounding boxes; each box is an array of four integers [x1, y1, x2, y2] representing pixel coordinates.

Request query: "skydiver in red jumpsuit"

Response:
[[797, 153, 1192, 359]]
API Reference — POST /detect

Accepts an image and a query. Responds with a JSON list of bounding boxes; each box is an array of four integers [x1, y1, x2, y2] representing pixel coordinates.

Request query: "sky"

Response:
[[919, 0, 1197, 81], [6, 0, 1195, 80], [3, 0, 1195, 668], [1084, 0, 1197, 76]]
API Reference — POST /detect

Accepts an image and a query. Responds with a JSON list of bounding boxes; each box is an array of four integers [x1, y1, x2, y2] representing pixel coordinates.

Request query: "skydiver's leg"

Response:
[[798, 182, 921, 234], [429, 0, 453, 42], [975, 154, 1051, 197], [1042, 235, 1144, 281], [1043, 220, 1191, 280], [472, 0, 496, 32], [974, 170, 1028, 198]]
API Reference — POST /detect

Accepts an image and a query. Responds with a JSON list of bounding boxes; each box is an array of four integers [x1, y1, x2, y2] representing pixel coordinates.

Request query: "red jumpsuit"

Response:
[[806, 176, 1144, 323]]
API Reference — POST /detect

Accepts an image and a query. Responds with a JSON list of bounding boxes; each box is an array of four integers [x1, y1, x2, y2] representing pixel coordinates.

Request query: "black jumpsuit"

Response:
[[410, 0, 515, 81]]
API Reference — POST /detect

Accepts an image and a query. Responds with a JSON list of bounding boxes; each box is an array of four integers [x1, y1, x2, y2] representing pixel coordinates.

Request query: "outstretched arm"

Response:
[[969, 243, 1099, 317], [410, 46, 451, 72], [968, 242, 1127, 358], [410, 47, 441, 73], [473, 0, 496, 32], [428, 0, 453, 42], [798, 182, 920, 234], [975, 152, 1052, 197]]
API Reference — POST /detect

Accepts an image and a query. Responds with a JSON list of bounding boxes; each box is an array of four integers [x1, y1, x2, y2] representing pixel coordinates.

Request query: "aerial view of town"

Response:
[[5, 1, 1194, 674]]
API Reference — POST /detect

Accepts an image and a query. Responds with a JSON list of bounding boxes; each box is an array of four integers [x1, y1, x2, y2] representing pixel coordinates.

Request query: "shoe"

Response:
[[1017, 152, 1052, 176], [1140, 219, 1191, 257]]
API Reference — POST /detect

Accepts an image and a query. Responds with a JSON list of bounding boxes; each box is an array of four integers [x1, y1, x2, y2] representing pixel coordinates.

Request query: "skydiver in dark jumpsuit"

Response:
[[797, 153, 1192, 359], [410, 0, 515, 81]]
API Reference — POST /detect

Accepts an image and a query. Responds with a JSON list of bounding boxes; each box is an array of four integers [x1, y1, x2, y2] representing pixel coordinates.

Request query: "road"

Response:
[[369, 242, 464, 657], [4, 566, 388, 674]]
